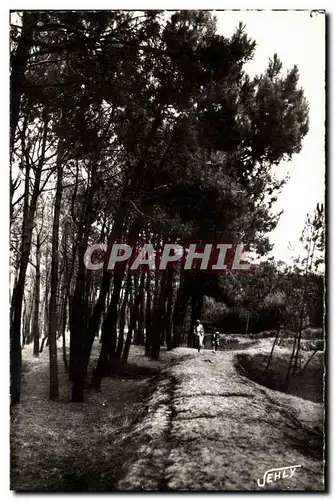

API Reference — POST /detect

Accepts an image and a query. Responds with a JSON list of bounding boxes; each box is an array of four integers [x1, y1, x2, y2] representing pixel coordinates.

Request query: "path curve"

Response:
[[118, 347, 324, 491]]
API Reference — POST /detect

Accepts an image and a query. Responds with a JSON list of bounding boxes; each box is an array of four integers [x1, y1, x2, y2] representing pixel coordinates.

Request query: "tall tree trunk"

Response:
[[23, 296, 33, 346], [172, 271, 188, 348], [10, 110, 48, 406], [264, 329, 280, 377], [101, 287, 111, 342], [144, 269, 152, 356], [292, 251, 314, 375], [153, 267, 160, 311], [48, 140, 64, 401], [27, 287, 35, 345], [137, 267, 146, 346], [150, 270, 168, 360], [115, 269, 132, 358], [288, 239, 313, 383], [71, 203, 130, 401], [133, 270, 141, 345], [10, 266, 19, 325], [117, 285, 125, 330], [69, 126, 113, 394], [165, 268, 174, 351], [32, 234, 41, 356], [40, 257, 49, 353], [71, 114, 161, 401], [98, 269, 125, 369], [90, 219, 141, 389], [69, 157, 101, 393], [122, 283, 141, 363], [61, 293, 69, 373], [160, 304, 167, 346], [21, 300, 27, 347], [58, 230, 70, 372]]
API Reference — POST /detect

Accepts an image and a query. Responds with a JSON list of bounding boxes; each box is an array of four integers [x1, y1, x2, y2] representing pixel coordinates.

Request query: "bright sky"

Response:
[[215, 10, 325, 263]]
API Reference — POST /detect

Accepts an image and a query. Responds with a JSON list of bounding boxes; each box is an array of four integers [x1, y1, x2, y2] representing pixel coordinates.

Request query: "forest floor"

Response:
[[11, 338, 324, 492]]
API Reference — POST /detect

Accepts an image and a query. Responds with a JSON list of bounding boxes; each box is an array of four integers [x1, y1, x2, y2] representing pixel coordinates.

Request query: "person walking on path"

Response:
[[211, 330, 220, 353], [194, 319, 205, 353]]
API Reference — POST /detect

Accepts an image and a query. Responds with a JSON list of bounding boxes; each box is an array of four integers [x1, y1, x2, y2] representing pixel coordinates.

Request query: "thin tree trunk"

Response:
[[144, 269, 152, 356], [10, 110, 48, 406], [172, 271, 188, 348], [10, 267, 19, 325], [48, 139, 64, 401], [160, 304, 166, 346], [58, 228, 70, 372], [32, 234, 41, 356], [245, 313, 250, 335], [133, 270, 141, 345], [153, 267, 160, 311], [61, 293, 69, 373], [165, 268, 174, 351], [91, 260, 131, 386], [27, 288, 34, 345], [284, 329, 299, 391], [137, 267, 146, 346], [150, 270, 168, 360], [299, 348, 318, 374], [40, 262, 49, 353], [23, 296, 33, 346], [292, 240, 313, 376], [22, 300, 27, 347], [264, 329, 280, 376], [115, 269, 132, 358], [122, 283, 141, 363]]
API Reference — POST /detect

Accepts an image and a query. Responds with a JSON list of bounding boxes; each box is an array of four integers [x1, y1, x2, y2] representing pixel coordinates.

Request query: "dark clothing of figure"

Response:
[[211, 331, 220, 352]]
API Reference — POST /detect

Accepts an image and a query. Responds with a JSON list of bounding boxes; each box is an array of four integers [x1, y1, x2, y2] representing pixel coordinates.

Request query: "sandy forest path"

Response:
[[118, 347, 324, 491], [11, 342, 324, 492]]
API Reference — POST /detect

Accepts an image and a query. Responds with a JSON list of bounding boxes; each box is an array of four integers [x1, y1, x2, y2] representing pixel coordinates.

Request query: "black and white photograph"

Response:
[[9, 8, 326, 492]]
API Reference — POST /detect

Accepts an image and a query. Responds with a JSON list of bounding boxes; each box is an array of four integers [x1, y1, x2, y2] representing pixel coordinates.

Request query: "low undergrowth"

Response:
[[235, 350, 324, 403]]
